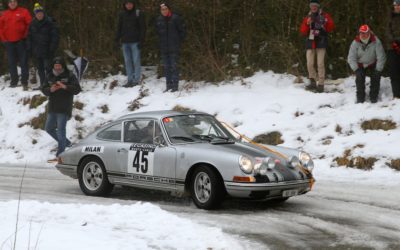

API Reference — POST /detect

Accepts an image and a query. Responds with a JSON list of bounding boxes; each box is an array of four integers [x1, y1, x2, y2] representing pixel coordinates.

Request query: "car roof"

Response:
[[116, 110, 211, 121]]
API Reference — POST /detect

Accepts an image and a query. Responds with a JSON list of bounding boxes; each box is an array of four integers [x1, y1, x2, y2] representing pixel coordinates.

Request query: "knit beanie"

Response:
[[394, 0, 400, 5], [310, 0, 320, 6], [33, 3, 44, 14]]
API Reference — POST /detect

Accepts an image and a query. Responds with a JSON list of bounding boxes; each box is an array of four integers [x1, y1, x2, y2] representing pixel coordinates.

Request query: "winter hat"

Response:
[[53, 57, 66, 67], [33, 3, 44, 14], [124, 0, 135, 4], [359, 24, 370, 33], [310, 0, 320, 7], [160, 2, 170, 9], [394, 0, 400, 5]]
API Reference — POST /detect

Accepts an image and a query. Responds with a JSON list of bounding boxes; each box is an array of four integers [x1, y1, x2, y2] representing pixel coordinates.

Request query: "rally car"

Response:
[[56, 110, 315, 209]]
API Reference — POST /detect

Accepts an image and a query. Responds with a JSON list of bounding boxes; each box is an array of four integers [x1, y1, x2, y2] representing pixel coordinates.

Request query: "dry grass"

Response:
[[30, 112, 47, 130], [18, 95, 47, 109], [100, 105, 109, 114], [334, 149, 377, 171], [361, 119, 397, 131], [335, 124, 342, 134], [388, 159, 400, 171], [172, 105, 195, 112], [253, 131, 284, 145], [74, 101, 85, 110], [109, 80, 118, 90], [75, 115, 84, 122]]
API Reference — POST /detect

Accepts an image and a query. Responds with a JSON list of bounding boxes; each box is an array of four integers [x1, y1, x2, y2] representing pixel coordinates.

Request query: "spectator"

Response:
[[42, 57, 81, 162], [27, 3, 59, 90], [300, 0, 334, 93], [115, 0, 146, 88], [386, 0, 400, 99], [0, 0, 31, 90], [347, 25, 386, 103], [155, 3, 186, 92]]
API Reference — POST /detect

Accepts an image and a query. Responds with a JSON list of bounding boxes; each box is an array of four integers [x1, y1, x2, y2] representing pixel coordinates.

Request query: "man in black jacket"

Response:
[[156, 3, 186, 92], [27, 3, 59, 90], [115, 0, 146, 88], [42, 57, 81, 161]]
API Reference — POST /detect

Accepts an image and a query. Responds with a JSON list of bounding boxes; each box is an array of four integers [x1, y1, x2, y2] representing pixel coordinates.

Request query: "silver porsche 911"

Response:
[[56, 110, 315, 209]]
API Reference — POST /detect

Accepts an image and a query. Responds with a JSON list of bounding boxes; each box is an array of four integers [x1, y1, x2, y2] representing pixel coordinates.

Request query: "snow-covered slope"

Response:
[[1, 69, 399, 183]]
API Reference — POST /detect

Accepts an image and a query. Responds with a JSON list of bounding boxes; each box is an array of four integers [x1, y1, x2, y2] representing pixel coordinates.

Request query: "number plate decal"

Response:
[[127, 143, 156, 175], [282, 189, 299, 198]]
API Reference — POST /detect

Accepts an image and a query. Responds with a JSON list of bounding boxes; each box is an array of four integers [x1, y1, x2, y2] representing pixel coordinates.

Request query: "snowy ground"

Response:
[[1, 69, 400, 249]]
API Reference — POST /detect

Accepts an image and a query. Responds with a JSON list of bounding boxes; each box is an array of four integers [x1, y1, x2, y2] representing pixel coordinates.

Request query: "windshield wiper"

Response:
[[192, 134, 213, 141], [170, 136, 195, 142]]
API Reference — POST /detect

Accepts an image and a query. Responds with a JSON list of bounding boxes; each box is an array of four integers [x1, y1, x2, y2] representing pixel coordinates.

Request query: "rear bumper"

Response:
[[55, 164, 78, 179], [225, 179, 313, 199]]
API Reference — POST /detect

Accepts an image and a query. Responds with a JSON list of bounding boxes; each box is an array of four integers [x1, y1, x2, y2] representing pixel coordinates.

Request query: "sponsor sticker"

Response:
[[82, 146, 104, 153]]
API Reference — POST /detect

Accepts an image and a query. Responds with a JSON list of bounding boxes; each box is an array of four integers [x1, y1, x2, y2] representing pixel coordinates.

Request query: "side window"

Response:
[[124, 120, 155, 144], [97, 123, 122, 141]]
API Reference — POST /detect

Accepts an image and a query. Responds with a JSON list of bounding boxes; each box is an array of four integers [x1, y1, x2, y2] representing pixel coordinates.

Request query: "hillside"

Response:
[[1, 69, 399, 183]]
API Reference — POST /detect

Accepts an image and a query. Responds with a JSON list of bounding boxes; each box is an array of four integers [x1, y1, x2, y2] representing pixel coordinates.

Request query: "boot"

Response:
[[305, 78, 317, 91], [316, 84, 324, 93]]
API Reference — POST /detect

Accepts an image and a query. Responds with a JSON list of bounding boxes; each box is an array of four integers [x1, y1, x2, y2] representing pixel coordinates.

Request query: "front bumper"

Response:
[[55, 164, 78, 179], [225, 179, 313, 199]]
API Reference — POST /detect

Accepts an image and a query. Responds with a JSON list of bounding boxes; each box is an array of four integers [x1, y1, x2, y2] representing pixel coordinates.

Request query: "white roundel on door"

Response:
[[127, 143, 156, 176]]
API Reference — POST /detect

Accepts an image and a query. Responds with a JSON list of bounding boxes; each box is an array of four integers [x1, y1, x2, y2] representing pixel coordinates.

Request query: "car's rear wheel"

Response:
[[78, 157, 114, 196], [190, 166, 224, 210]]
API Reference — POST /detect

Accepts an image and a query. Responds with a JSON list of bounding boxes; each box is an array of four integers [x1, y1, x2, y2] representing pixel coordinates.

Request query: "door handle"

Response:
[[117, 148, 128, 153]]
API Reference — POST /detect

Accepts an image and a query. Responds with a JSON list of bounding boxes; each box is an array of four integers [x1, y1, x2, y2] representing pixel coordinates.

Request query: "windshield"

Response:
[[162, 115, 236, 144]]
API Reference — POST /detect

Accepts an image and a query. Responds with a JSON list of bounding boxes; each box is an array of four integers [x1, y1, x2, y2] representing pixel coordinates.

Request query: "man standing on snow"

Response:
[[115, 0, 146, 88], [0, 0, 32, 90], [42, 57, 81, 162], [155, 3, 186, 92], [27, 3, 59, 90], [300, 0, 334, 93], [386, 0, 400, 99], [347, 25, 386, 104]]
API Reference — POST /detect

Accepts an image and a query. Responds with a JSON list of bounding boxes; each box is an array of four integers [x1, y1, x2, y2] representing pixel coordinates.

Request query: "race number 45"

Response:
[[128, 150, 154, 175], [133, 151, 148, 173]]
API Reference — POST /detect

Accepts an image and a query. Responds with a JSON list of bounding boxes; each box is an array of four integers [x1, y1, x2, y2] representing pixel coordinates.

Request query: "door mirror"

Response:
[[153, 135, 166, 147]]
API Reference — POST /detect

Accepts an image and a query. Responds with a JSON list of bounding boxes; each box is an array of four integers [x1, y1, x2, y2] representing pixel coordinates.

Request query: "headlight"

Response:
[[264, 157, 276, 170], [239, 155, 254, 174], [289, 156, 300, 168], [299, 151, 314, 172]]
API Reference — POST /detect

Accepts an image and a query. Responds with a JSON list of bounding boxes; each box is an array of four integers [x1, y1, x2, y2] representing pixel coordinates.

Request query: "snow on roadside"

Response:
[[0, 200, 251, 250]]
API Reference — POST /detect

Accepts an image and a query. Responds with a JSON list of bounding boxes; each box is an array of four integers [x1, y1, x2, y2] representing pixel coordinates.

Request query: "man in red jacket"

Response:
[[300, 0, 334, 93], [0, 0, 31, 90]]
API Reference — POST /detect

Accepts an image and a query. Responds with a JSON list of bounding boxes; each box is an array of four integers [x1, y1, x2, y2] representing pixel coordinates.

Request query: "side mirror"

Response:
[[153, 136, 166, 147]]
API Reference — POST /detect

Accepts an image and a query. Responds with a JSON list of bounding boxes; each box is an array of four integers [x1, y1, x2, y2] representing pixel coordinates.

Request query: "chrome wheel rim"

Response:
[[194, 172, 211, 203], [82, 162, 103, 191]]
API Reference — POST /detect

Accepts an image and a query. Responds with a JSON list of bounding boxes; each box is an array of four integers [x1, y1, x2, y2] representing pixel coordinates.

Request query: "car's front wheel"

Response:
[[190, 166, 224, 209], [78, 157, 114, 196]]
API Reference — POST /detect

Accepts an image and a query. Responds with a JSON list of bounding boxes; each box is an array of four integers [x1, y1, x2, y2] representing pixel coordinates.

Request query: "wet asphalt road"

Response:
[[0, 164, 399, 250]]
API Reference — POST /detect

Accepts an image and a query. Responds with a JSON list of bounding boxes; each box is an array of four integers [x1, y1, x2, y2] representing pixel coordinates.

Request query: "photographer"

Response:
[[300, 0, 334, 93], [42, 57, 81, 162]]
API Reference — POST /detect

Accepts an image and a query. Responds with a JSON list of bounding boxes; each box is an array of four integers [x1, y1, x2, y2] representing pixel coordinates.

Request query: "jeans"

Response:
[[161, 53, 179, 91], [122, 43, 141, 84], [5, 40, 29, 85], [34, 56, 52, 86], [355, 68, 381, 102], [45, 112, 71, 156]]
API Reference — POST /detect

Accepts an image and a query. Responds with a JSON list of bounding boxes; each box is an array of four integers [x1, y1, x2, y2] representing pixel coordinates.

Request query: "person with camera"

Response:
[[42, 57, 81, 162], [300, 0, 334, 93], [347, 25, 386, 104], [386, 0, 400, 99]]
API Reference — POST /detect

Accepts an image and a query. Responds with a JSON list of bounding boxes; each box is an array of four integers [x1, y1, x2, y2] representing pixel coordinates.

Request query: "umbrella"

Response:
[[64, 49, 89, 82]]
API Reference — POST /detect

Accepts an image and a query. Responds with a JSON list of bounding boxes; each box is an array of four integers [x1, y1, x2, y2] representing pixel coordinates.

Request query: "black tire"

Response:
[[190, 166, 224, 210], [78, 157, 114, 196]]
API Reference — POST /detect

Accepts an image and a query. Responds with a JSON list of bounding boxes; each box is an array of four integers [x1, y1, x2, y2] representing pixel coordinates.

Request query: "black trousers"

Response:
[[355, 68, 381, 102], [33, 56, 52, 86], [5, 40, 29, 85], [388, 50, 400, 98]]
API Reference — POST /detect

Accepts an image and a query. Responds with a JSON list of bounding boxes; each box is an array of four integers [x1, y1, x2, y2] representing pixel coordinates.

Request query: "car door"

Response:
[[118, 119, 177, 190]]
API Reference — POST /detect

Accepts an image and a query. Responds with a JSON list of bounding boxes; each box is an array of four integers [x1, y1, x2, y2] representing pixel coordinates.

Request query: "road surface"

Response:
[[0, 164, 399, 249]]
